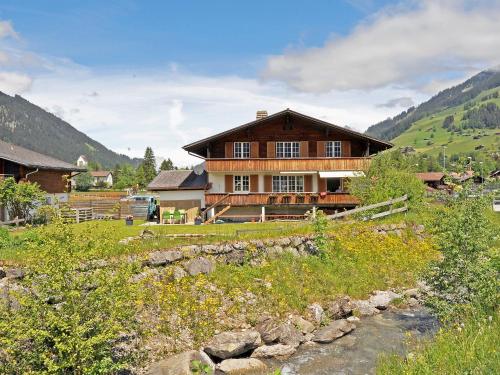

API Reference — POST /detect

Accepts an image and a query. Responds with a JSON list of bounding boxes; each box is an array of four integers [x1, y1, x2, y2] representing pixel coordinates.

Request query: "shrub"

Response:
[[75, 172, 94, 192], [425, 188, 499, 321], [348, 150, 426, 210], [0, 220, 142, 374], [0, 177, 45, 223]]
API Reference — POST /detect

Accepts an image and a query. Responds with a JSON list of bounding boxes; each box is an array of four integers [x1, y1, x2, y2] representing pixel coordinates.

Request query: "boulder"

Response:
[[171, 266, 188, 280], [218, 358, 267, 374], [146, 350, 215, 375], [306, 303, 324, 324], [184, 257, 215, 276], [5, 268, 25, 280], [251, 344, 296, 359], [352, 300, 380, 316], [223, 250, 245, 265], [326, 296, 353, 319], [148, 250, 184, 267], [276, 237, 291, 247], [289, 315, 315, 334], [369, 290, 401, 310], [255, 318, 302, 347], [276, 323, 303, 347], [232, 242, 249, 250], [203, 330, 261, 359], [312, 319, 355, 344], [255, 317, 281, 344]]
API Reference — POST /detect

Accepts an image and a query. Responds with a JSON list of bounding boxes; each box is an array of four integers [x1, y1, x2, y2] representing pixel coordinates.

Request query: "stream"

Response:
[[268, 308, 439, 375]]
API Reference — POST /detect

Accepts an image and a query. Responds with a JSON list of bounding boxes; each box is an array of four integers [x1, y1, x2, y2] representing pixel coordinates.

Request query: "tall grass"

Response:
[[377, 312, 500, 374]]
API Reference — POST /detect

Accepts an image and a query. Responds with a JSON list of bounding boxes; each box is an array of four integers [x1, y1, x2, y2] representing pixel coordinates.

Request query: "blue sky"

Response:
[[0, 0, 391, 74], [0, 1, 499, 165]]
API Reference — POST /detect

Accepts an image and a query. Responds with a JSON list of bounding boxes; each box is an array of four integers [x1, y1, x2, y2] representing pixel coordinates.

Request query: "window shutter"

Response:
[[317, 175, 327, 192], [225, 174, 233, 193], [342, 141, 351, 157], [304, 175, 312, 192], [300, 141, 309, 157], [264, 175, 272, 192], [225, 142, 234, 158], [250, 142, 259, 158], [266, 142, 276, 158], [317, 141, 326, 157], [250, 175, 259, 192]]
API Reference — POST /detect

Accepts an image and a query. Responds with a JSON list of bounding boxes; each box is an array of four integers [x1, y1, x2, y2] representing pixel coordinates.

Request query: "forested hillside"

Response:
[[366, 69, 500, 140], [0, 91, 140, 168]]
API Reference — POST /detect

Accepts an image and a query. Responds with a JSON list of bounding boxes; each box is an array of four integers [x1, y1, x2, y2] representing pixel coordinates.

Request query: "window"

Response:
[[234, 175, 250, 192], [276, 142, 300, 158], [326, 141, 342, 157], [234, 142, 250, 158], [272, 175, 304, 192], [326, 178, 342, 192]]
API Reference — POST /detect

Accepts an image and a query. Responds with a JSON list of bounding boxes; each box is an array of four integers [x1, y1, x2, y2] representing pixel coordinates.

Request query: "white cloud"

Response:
[[263, 0, 500, 92], [0, 20, 18, 39], [0, 71, 32, 94], [376, 96, 414, 108], [23, 67, 424, 166]]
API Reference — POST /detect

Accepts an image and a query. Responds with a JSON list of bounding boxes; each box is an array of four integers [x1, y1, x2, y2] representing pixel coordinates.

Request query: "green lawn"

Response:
[[0, 219, 312, 263]]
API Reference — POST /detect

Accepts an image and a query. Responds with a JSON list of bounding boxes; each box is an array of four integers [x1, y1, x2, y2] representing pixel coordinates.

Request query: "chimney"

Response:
[[256, 110, 268, 120]]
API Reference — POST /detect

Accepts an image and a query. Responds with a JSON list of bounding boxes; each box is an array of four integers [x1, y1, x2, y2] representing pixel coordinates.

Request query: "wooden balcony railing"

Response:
[[205, 192, 359, 206], [205, 157, 370, 172]]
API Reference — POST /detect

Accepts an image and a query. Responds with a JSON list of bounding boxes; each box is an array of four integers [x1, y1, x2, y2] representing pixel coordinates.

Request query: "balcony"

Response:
[[205, 192, 359, 206], [205, 157, 370, 172]]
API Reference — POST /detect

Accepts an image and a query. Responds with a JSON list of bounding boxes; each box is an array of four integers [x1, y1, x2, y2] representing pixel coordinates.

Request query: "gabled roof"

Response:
[[90, 171, 112, 177], [183, 108, 393, 157], [416, 172, 445, 182], [0, 139, 86, 172], [148, 170, 208, 191]]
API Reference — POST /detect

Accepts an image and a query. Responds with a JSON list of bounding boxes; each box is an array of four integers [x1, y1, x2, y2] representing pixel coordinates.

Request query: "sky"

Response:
[[1, 0, 500, 165]]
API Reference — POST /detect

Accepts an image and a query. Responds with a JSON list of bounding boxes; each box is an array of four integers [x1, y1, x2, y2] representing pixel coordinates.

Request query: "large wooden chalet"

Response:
[[149, 109, 392, 221]]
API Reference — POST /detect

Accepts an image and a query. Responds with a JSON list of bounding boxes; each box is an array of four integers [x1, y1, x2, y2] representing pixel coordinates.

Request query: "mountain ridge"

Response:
[[0, 91, 140, 168]]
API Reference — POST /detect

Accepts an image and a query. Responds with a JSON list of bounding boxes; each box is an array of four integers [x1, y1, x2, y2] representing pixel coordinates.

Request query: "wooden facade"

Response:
[[0, 158, 72, 194], [205, 192, 359, 206], [205, 157, 370, 172]]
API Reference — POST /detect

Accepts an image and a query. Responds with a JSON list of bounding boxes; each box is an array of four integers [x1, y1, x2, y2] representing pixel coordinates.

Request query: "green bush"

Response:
[[0, 177, 45, 223], [348, 150, 426, 210], [0, 220, 142, 374], [75, 172, 94, 192], [425, 189, 499, 321]]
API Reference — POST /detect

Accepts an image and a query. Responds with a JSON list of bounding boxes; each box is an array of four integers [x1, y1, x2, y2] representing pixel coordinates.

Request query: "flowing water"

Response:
[[270, 308, 438, 375]]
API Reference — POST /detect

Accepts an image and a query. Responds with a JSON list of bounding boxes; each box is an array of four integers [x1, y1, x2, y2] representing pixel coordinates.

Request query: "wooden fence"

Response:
[[327, 195, 408, 220], [60, 208, 94, 223]]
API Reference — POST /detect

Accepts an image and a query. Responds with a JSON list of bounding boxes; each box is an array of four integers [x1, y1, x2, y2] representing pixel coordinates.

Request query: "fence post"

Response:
[[76, 209, 80, 224]]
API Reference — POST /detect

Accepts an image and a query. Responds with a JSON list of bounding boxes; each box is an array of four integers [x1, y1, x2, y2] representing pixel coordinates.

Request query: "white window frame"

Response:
[[234, 175, 250, 192], [326, 141, 342, 158], [272, 175, 304, 193], [276, 141, 300, 158], [234, 142, 250, 158]]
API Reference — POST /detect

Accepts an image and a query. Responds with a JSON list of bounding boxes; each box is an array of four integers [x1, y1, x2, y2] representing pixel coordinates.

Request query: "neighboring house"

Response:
[[449, 170, 485, 184], [148, 169, 208, 209], [150, 109, 392, 221], [0, 139, 86, 220], [416, 172, 446, 190], [77, 155, 88, 167], [90, 171, 113, 187]]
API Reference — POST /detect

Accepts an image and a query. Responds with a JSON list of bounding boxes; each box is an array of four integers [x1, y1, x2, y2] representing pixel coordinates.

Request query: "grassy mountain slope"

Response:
[[392, 87, 500, 156], [0, 91, 140, 168], [366, 69, 500, 141]]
